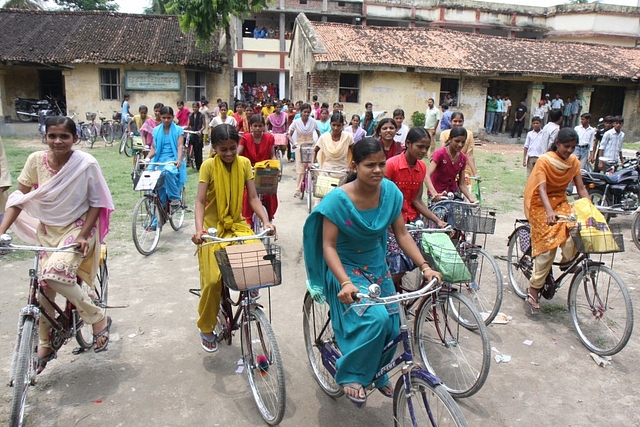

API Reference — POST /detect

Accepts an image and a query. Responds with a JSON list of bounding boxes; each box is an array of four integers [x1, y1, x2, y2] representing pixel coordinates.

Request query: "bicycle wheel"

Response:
[[414, 291, 490, 398], [76, 246, 109, 349], [568, 265, 633, 356], [118, 132, 127, 155], [112, 122, 123, 140], [132, 196, 161, 255], [459, 247, 502, 325], [302, 292, 343, 398], [101, 123, 114, 145], [169, 187, 186, 231], [306, 172, 314, 213], [10, 317, 37, 427], [82, 125, 95, 148], [393, 371, 468, 427], [275, 148, 284, 182], [632, 213, 640, 251], [506, 226, 532, 299], [241, 307, 286, 426]]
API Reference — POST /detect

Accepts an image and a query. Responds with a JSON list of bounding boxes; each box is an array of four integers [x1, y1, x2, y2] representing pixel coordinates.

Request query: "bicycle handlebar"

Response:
[[405, 223, 453, 233], [0, 233, 79, 253], [351, 277, 439, 305], [200, 228, 274, 245]]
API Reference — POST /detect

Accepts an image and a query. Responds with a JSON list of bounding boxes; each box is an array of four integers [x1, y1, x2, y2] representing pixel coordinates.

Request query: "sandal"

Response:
[[378, 384, 394, 399], [36, 350, 57, 375], [526, 293, 541, 314], [200, 332, 218, 353], [93, 316, 112, 353], [343, 383, 367, 405], [294, 191, 302, 199]]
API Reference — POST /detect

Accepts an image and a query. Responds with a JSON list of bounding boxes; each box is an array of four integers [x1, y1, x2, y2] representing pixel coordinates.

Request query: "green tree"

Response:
[[52, 0, 119, 10], [167, 0, 269, 103], [2, 0, 45, 9], [144, 0, 170, 15]]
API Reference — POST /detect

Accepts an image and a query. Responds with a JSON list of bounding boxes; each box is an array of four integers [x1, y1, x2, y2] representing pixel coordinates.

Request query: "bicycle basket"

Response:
[[312, 170, 346, 199], [134, 170, 164, 192], [421, 233, 471, 283], [448, 204, 496, 234], [112, 112, 122, 121], [215, 243, 282, 291], [85, 112, 96, 121], [254, 160, 280, 194], [570, 224, 624, 254], [300, 145, 314, 163], [273, 133, 288, 146]]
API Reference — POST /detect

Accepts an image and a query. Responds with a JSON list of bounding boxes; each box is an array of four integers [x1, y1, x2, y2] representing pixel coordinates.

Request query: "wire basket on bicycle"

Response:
[[215, 243, 282, 291], [446, 203, 496, 234], [569, 224, 624, 254], [309, 169, 347, 199], [85, 112, 96, 121]]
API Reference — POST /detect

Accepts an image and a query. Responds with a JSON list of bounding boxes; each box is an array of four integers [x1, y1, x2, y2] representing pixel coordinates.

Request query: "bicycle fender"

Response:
[[411, 367, 442, 387]]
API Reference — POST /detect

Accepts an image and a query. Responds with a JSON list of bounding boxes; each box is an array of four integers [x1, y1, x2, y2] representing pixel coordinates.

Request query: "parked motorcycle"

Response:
[[582, 151, 640, 216], [15, 95, 65, 122]]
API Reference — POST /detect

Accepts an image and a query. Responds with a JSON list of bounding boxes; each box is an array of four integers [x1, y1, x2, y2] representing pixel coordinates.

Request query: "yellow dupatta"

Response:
[[316, 132, 353, 169], [211, 154, 254, 243]]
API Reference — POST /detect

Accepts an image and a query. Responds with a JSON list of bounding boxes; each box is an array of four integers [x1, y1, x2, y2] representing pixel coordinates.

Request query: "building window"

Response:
[[440, 78, 459, 106], [99, 68, 120, 101], [306, 72, 311, 103], [300, 0, 307, 4], [338, 1, 345, 6], [339, 73, 359, 103], [186, 71, 206, 103]]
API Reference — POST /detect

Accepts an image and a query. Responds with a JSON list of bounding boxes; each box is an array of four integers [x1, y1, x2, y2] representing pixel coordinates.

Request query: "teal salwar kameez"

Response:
[[303, 179, 403, 389]]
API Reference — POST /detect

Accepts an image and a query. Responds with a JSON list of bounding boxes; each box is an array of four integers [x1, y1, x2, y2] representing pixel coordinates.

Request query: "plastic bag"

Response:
[[573, 198, 619, 253], [421, 233, 471, 283]]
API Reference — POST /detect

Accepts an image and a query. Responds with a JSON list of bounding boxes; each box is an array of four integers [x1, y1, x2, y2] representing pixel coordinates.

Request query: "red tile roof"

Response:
[[0, 9, 222, 71], [297, 14, 640, 81]]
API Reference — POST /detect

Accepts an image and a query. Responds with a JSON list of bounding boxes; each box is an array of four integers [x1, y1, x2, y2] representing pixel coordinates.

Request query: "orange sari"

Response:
[[523, 152, 580, 258]]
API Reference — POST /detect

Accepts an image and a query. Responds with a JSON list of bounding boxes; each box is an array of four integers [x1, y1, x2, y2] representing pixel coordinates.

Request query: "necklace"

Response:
[[253, 132, 263, 144], [446, 145, 459, 162]]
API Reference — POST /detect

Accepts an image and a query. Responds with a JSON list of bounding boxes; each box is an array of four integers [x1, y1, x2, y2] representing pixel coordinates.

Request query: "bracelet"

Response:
[[340, 280, 352, 288]]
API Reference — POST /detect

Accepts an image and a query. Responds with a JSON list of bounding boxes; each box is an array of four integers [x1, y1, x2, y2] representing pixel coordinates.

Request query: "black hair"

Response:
[[249, 114, 264, 126], [392, 108, 405, 118], [321, 102, 329, 109], [365, 102, 373, 109], [450, 111, 465, 122], [406, 127, 430, 145], [549, 109, 563, 123], [440, 103, 449, 110], [153, 102, 164, 111], [300, 103, 312, 113], [345, 137, 383, 183], [375, 118, 397, 135], [548, 127, 578, 152], [211, 124, 240, 146], [580, 113, 591, 120], [219, 102, 229, 111], [350, 114, 360, 122], [613, 115, 624, 123], [45, 116, 76, 135], [531, 116, 542, 123], [448, 126, 468, 141], [330, 112, 344, 124], [160, 106, 174, 116], [139, 105, 148, 112], [191, 102, 199, 108], [604, 115, 614, 122], [177, 100, 185, 106]]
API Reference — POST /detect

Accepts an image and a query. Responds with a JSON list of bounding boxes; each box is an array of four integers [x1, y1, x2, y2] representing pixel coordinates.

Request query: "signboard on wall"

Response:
[[125, 71, 181, 91]]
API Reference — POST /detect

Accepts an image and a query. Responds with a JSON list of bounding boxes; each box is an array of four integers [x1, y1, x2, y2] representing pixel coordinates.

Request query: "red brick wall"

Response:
[[282, 0, 361, 15]]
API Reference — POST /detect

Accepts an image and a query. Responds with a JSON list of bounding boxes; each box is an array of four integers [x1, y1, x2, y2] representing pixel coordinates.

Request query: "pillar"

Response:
[[579, 86, 594, 114], [527, 83, 545, 129], [622, 86, 640, 139], [279, 71, 286, 100], [0, 69, 6, 121]]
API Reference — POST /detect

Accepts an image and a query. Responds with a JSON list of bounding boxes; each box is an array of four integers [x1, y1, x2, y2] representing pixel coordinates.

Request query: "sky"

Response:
[[114, 0, 638, 15]]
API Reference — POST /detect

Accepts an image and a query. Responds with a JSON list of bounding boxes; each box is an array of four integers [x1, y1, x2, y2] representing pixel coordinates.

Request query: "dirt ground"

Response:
[[0, 139, 639, 426]]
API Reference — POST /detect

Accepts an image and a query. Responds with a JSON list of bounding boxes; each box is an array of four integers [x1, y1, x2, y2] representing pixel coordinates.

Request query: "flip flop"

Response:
[[526, 293, 540, 314], [378, 384, 394, 399], [200, 332, 218, 353], [343, 383, 367, 405], [93, 316, 112, 353]]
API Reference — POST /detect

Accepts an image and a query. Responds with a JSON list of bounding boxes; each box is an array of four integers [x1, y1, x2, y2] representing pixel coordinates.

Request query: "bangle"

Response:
[[340, 280, 352, 288], [420, 261, 429, 268]]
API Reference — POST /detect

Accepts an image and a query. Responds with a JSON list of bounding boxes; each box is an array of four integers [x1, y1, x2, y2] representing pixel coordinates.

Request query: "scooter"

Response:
[[581, 151, 640, 219]]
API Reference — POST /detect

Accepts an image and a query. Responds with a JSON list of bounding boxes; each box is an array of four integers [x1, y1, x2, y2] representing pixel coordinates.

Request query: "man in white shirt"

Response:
[[550, 93, 564, 112], [541, 109, 563, 150], [424, 97, 441, 151], [574, 113, 595, 171], [570, 94, 582, 128], [522, 116, 544, 177], [599, 116, 625, 166]]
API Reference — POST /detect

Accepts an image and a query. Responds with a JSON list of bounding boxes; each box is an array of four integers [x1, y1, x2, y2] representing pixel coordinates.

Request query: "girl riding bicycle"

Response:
[[313, 112, 353, 171], [303, 138, 440, 405], [0, 116, 114, 370], [191, 124, 276, 352], [238, 114, 278, 226], [524, 128, 590, 312]]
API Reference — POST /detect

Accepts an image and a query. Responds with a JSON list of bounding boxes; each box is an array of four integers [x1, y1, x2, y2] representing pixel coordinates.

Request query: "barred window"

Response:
[[99, 69, 121, 101]]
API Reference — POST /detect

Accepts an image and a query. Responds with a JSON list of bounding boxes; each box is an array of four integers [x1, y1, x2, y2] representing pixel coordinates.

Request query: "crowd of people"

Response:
[[0, 88, 627, 410]]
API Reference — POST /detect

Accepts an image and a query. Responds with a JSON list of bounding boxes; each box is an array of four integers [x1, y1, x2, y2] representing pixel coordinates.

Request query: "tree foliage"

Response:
[[167, 0, 268, 47], [2, 0, 45, 9], [144, 0, 170, 15], [51, 0, 119, 11]]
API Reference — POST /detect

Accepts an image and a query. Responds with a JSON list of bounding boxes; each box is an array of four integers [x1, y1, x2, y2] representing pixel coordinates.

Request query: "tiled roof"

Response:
[[298, 14, 640, 81], [0, 9, 222, 71]]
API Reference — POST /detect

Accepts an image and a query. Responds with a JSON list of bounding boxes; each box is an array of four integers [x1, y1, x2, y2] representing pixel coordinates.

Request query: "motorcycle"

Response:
[[15, 95, 65, 122], [581, 151, 640, 221]]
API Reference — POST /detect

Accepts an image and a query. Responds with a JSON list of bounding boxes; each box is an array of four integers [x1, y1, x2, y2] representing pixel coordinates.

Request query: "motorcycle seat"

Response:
[[582, 171, 619, 185]]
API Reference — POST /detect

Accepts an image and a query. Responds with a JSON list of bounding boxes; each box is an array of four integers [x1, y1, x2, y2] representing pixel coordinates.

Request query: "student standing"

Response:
[[574, 113, 595, 171], [522, 116, 544, 177], [510, 99, 528, 139]]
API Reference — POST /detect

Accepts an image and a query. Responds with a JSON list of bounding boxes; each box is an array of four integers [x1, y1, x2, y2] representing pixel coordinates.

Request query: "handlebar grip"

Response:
[[351, 292, 361, 301]]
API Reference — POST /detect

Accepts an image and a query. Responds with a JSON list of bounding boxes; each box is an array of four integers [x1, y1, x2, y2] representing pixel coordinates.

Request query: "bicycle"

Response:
[[506, 217, 633, 356], [304, 167, 347, 214], [394, 224, 491, 398], [82, 111, 114, 148], [272, 132, 288, 181], [111, 111, 124, 141], [190, 229, 285, 425], [252, 160, 280, 233], [428, 199, 503, 325], [302, 279, 469, 426], [1, 234, 109, 427], [183, 130, 199, 169], [131, 161, 188, 256]]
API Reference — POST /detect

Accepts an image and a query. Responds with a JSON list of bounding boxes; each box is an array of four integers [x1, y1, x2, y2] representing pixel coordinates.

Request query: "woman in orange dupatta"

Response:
[[523, 128, 589, 312], [238, 114, 278, 226]]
